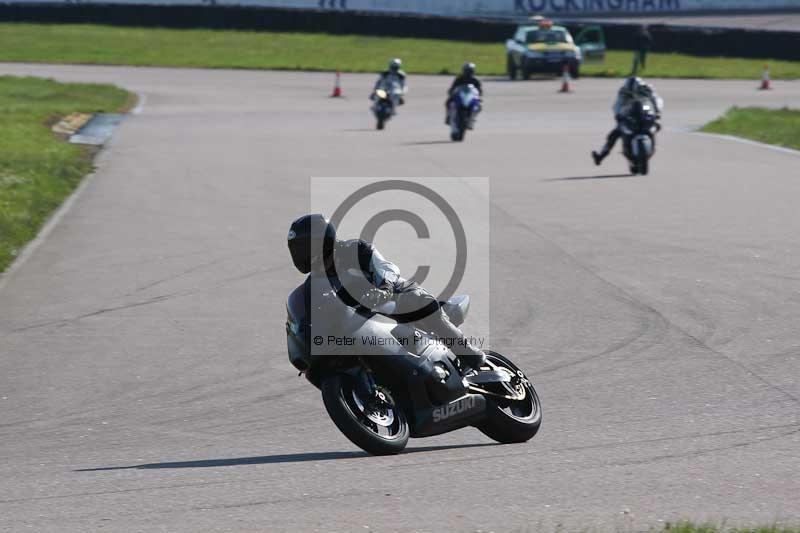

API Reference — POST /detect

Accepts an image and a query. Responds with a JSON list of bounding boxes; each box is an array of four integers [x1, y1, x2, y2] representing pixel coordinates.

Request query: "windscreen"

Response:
[[526, 29, 567, 44]]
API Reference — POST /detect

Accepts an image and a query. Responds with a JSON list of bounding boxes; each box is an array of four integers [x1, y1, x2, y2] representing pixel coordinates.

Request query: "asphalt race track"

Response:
[[0, 64, 799, 532]]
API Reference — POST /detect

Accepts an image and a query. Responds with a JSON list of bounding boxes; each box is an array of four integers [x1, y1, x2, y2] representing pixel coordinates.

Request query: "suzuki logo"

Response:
[[432, 395, 477, 423]]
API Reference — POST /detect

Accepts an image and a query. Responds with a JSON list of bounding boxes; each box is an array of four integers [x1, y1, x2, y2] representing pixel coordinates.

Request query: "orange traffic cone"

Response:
[[559, 64, 571, 93], [759, 64, 771, 90], [331, 70, 343, 97]]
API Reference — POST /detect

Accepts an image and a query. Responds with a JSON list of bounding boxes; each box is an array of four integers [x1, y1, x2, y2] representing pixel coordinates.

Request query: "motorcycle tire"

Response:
[[476, 351, 542, 444], [637, 139, 649, 175], [452, 114, 466, 142], [377, 118, 385, 130], [321, 374, 409, 455]]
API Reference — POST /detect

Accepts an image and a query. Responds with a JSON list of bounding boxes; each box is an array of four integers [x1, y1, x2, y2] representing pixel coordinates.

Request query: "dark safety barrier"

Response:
[[576, 22, 800, 60], [0, 4, 798, 60]]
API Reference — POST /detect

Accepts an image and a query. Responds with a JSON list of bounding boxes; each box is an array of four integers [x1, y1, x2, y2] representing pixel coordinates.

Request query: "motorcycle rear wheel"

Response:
[[475, 351, 542, 444], [322, 374, 409, 455]]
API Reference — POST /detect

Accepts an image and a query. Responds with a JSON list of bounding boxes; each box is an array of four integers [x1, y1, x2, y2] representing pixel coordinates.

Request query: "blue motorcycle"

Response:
[[447, 84, 482, 142]]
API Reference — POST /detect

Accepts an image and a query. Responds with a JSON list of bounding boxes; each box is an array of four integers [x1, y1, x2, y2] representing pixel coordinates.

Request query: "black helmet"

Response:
[[624, 76, 643, 93], [287, 214, 336, 274], [462, 62, 476, 77]]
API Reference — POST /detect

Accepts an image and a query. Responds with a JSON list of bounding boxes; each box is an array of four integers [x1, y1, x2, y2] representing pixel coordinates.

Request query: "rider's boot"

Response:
[[425, 312, 486, 371], [592, 145, 610, 166], [455, 342, 487, 372]]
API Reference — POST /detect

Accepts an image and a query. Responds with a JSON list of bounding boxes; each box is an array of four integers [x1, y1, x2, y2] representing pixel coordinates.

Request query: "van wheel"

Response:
[[507, 54, 518, 80]]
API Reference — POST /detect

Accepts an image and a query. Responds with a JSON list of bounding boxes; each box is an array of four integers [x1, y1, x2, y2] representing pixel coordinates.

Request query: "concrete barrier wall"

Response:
[[2, 0, 800, 16]]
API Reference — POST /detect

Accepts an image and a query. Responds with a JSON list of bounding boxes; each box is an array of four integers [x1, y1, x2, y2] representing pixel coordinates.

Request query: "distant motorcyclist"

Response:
[[592, 77, 662, 166], [372, 58, 407, 113], [445, 62, 483, 124], [287, 214, 487, 371]]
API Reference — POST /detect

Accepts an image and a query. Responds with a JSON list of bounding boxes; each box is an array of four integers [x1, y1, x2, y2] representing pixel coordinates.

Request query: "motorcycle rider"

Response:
[[592, 76, 662, 166], [287, 214, 487, 371], [445, 62, 483, 125], [372, 58, 407, 114]]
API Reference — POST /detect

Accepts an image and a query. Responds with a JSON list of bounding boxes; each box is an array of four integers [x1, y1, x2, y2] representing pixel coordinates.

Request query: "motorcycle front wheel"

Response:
[[639, 156, 649, 175], [322, 373, 409, 455], [451, 114, 466, 141], [475, 351, 542, 444], [637, 139, 649, 175]]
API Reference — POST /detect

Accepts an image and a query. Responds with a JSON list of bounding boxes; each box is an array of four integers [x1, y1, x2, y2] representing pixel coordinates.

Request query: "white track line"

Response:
[[691, 131, 800, 157], [0, 165, 100, 294], [131, 92, 147, 115], [0, 92, 145, 295]]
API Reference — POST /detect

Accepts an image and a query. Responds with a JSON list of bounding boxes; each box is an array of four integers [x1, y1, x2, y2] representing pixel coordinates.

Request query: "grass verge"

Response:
[[0, 75, 129, 273], [701, 106, 800, 151], [1, 23, 799, 79]]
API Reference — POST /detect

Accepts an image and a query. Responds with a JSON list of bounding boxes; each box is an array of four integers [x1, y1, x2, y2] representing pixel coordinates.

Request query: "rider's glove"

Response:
[[360, 287, 391, 310]]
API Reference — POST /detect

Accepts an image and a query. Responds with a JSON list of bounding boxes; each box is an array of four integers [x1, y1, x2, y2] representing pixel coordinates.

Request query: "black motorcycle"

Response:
[[620, 99, 660, 175], [286, 276, 541, 455]]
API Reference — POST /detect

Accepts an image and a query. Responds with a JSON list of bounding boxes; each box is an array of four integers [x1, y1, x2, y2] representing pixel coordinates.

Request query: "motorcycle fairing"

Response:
[[441, 294, 470, 327], [286, 277, 489, 436]]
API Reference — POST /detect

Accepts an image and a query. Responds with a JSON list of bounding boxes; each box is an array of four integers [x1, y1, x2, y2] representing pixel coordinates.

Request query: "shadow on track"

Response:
[[403, 140, 453, 146], [545, 173, 634, 182], [484, 76, 557, 83], [76, 442, 496, 471]]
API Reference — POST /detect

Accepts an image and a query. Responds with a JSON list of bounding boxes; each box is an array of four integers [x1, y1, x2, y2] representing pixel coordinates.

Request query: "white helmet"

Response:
[[389, 58, 402, 72]]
